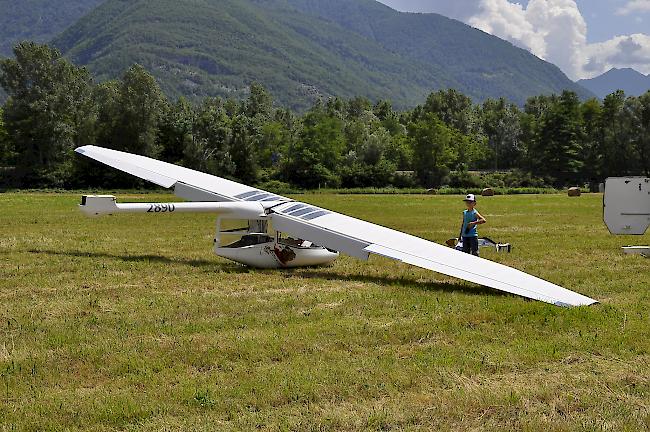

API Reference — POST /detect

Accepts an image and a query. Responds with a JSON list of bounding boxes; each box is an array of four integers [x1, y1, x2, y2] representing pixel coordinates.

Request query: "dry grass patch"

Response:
[[0, 192, 648, 431]]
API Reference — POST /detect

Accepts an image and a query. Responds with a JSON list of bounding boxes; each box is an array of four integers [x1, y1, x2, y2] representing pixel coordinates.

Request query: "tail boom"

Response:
[[79, 195, 268, 219]]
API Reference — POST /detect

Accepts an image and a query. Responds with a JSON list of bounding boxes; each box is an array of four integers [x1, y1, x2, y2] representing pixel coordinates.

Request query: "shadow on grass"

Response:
[[24, 249, 512, 298], [284, 269, 512, 299], [26, 249, 248, 273]]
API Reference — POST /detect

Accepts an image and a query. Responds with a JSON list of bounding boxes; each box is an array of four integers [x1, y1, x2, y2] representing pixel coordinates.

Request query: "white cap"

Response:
[[463, 194, 476, 202]]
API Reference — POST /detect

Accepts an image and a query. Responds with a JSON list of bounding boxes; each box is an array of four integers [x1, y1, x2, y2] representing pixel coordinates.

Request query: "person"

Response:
[[460, 194, 486, 256]]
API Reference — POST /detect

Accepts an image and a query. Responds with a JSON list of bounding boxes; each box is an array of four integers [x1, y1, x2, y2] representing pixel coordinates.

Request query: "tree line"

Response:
[[0, 42, 648, 190]]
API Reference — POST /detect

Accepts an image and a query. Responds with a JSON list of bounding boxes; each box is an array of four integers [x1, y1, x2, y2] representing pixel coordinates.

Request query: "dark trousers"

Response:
[[462, 236, 479, 256]]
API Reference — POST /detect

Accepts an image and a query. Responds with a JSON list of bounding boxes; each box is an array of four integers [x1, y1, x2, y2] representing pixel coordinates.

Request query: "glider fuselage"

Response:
[[215, 236, 339, 268], [79, 195, 339, 269]]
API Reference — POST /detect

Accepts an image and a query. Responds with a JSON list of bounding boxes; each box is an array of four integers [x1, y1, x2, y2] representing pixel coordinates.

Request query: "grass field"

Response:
[[1, 192, 649, 431]]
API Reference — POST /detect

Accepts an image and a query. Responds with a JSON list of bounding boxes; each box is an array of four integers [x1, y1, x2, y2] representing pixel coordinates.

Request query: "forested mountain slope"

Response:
[[50, 0, 592, 109], [0, 0, 104, 57], [53, 0, 450, 109], [281, 0, 592, 103]]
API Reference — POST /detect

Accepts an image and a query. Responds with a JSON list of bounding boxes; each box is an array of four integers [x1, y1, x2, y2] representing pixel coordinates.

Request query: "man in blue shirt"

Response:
[[461, 194, 486, 256]]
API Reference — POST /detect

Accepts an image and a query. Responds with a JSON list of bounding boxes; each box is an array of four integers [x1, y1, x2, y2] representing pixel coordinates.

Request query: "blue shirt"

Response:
[[462, 209, 479, 238]]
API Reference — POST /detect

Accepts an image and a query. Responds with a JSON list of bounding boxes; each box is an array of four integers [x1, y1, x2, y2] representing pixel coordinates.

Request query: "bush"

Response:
[[447, 170, 482, 188], [391, 171, 418, 188], [436, 186, 558, 195], [308, 187, 427, 195], [255, 180, 298, 195], [478, 170, 551, 188], [340, 161, 395, 188], [0, 166, 16, 190]]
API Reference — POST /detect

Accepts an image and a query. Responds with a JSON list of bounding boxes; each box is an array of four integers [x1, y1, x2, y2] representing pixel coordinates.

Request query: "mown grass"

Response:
[[0, 192, 648, 431]]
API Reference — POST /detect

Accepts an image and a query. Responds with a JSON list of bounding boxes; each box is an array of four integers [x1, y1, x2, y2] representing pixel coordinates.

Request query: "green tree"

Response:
[[325, 97, 345, 119], [242, 83, 292, 180], [158, 97, 195, 164], [520, 94, 555, 175], [451, 129, 490, 171], [536, 91, 584, 186], [245, 82, 273, 119], [92, 80, 120, 148], [256, 121, 289, 169], [481, 98, 522, 169], [346, 97, 372, 119], [626, 92, 650, 176], [230, 114, 259, 183], [0, 107, 13, 166], [602, 91, 634, 177], [0, 42, 94, 186], [283, 107, 345, 188], [422, 89, 476, 135], [340, 121, 396, 188], [113, 64, 167, 157], [183, 98, 236, 177], [580, 98, 604, 186], [408, 113, 456, 187], [87, 67, 166, 187], [384, 134, 413, 171], [373, 100, 393, 121]]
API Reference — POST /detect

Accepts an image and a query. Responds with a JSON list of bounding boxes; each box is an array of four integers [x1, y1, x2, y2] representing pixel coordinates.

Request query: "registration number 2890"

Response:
[[147, 203, 176, 213]]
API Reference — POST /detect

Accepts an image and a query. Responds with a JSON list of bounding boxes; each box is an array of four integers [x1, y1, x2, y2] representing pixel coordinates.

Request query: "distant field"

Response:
[[0, 192, 648, 431]]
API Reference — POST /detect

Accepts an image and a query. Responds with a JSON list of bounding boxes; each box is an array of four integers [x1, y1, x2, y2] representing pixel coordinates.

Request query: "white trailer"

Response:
[[603, 177, 650, 258]]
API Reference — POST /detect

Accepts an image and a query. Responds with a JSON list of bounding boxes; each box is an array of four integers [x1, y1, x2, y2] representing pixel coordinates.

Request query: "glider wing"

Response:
[[270, 202, 597, 307], [75, 146, 291, 203]]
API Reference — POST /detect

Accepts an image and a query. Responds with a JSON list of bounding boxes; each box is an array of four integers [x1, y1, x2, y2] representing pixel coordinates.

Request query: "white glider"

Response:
[[76, 145, 597, 307]]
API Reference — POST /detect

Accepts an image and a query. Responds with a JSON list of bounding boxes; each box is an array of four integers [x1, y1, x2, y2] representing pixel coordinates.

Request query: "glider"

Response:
[[76, 145, 597, 307]]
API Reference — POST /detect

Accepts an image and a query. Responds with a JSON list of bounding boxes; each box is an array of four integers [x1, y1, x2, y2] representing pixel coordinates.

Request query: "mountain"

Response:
[[53, 0, 453, 110], [47, 0, 590, 109], [0, 0, 104, 57], [578, 68, 650, 99], [280, 0, 591, 104]]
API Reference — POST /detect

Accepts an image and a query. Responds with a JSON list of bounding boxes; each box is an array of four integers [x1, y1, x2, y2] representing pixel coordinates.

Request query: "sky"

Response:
[[376, 0, 650, 80]]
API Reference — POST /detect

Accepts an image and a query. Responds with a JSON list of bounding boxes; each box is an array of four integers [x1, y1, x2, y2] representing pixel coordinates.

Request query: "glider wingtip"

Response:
[[580, 296, 600, 307], [554, 298, 599, 308]]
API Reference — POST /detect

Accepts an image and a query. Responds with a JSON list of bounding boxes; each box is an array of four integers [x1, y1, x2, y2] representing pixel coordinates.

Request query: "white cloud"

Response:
[[466, 0, 650, 79], [584, 34, 650, 75], [617, 0, 650, 16], [469, 0, 547, 57]]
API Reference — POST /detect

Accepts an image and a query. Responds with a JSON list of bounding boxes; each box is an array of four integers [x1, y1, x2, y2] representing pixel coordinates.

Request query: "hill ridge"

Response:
[[0, 0, 104, 57], [578, 68, 650, 98], [46, 0, 594, 109]]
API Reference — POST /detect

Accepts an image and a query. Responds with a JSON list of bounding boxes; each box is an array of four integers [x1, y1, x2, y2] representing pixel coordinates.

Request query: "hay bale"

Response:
[[482, 187, 495, 197], [568, 187, 581, 197]]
